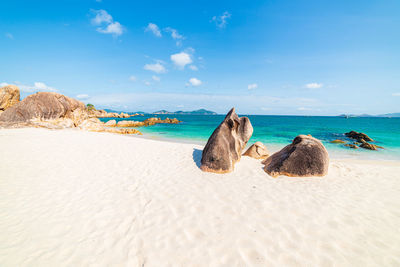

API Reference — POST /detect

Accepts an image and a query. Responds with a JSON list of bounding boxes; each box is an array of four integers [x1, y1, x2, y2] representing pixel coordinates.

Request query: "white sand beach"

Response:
[[1, 128, 399, 266]]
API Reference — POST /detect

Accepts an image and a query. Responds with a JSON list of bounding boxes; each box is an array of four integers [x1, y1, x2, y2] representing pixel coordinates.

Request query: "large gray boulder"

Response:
[[201, 108, 253, 173], [0, 92, 86, 123], [0, 85, 20, 112], [262, 135, 329, 177]]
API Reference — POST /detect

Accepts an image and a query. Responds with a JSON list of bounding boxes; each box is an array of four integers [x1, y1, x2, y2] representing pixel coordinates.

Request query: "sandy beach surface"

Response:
[[1, 128, 399, 267]]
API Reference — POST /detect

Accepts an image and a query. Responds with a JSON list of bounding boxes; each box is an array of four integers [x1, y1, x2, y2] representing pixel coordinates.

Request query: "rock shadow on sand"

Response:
[[192, 148, 202, 169]]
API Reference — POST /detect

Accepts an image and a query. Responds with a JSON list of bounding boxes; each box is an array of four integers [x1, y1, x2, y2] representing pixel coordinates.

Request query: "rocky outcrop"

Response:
[[243, 142, 269, 159], [117, 120, 139, 127], [104, 128, 142, 135], [114, 118, 181, 127], [330, 139, 346, 144], [345, 131, 373, 142], [88, 109, 136, 118], [31, 118, 76, 129], [104, 120, 117, 127], [0, 92, 86, 124], [201, 108, 253, 173], [262, 135, 329, 177], [344, 131, 384, 150], [78, 118, 104, 132], [0, 85, 20, 113], [142, 117, 180, 126], [344, 144, 359, 149], [359, 142, 378, 150], [0, 91, 143, 136], [78, 118, 142, 135]]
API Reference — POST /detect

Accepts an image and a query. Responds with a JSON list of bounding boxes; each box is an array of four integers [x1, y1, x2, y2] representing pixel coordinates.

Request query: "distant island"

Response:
[[338, 113, 400, 118], [103, 108, 217, 115], [153, 109, 217, 115]]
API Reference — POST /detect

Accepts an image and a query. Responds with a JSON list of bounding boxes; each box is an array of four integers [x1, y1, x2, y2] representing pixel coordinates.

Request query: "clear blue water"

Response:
[[100, 115, 400, 160]]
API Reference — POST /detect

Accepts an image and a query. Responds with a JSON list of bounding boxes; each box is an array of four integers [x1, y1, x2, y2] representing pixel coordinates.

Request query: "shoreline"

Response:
[[1, 125, 398, 161], [125, 128, 400, 161]]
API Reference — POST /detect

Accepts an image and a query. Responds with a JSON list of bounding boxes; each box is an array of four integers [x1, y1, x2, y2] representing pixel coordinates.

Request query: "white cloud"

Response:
[[91, 9, 112, 25], [1, 82, 58, 92], [144, 62, 166, 73], [305, 83, 323, 89], [144, 81, 151, 86], [165, 27, 184, 46], [97, 22, 123, 36], [31, 82, 58, 92], [189, 65, 198, 71], [297, 107, 312, 111], [129, 75, 137, 81], [91, 9, 123, 37], [392, 92, 400, 96], [5, 33, 13, 39], [188, 78, 202, 86], [171, 52, 192, 69], [248, 83, 258, 90], [211, 11, 232, 29], [145, 23, 162, 37], [76, 94, 90, 99], [152, 75, 160, 82]]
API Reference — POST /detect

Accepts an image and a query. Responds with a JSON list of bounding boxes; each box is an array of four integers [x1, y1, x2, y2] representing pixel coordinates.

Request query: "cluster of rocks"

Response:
[[200, 108, 329, 177], [88, 108, 142, 118], [330, 131, 383, 150], [0, 85, 142, 135], [104, 117, 180, 127]]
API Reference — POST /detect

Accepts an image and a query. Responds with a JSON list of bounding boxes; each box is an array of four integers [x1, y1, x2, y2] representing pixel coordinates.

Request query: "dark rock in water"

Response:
[[243, 141, 269, 159], [344, 132, 383, 150], [330, 139, 346, 144], [344, 144, 359, 149], [359, 142, 378, 150], [201, 108, 253, 173], [345, 131, 374, 142], [0, 92, 85, 123], [262, 135, 329, 177]]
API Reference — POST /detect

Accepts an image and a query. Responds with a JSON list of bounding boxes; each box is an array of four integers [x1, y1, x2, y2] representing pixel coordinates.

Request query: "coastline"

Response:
[[1, 127, 399, 266], [128, 129, 400, 161], [104, 114, 400, 161]]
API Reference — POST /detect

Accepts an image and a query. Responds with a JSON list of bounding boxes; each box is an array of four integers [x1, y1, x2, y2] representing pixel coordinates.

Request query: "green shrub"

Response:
[[86, 103, 95, 111]]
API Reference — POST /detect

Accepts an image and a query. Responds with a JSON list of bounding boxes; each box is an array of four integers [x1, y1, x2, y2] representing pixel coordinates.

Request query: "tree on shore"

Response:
[[86, 103, 95, 111]]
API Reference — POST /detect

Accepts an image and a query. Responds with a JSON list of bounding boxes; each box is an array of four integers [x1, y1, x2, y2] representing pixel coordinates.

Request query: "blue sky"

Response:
[[1, 0, 399, 115]]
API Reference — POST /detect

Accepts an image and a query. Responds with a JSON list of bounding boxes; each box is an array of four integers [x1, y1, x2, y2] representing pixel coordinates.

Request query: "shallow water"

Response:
[[100, 115, 400, 160]]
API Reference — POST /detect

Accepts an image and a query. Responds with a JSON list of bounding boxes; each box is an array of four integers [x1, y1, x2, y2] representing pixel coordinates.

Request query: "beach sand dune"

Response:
[[1, 128, 399, 266]]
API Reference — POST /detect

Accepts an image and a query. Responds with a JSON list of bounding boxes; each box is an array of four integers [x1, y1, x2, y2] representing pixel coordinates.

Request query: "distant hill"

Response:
[[152, 110, 170, 114], [377, 113, 400, 117], [102, 108, 217, 115], [103, 109, 147, 115], [338, 113, 400, 118], [153, 109, 217, 115]]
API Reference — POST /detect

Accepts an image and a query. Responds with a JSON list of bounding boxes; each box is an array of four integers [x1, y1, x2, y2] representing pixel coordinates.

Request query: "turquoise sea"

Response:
[[100, 115, 400, 160]]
